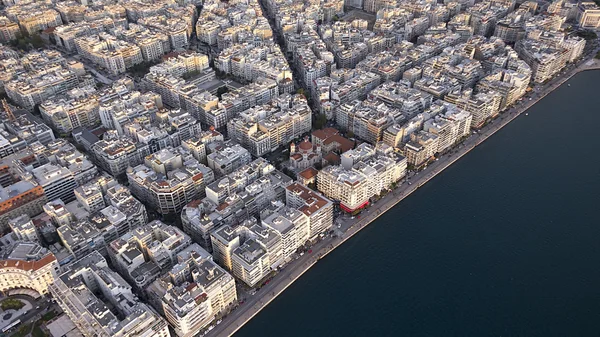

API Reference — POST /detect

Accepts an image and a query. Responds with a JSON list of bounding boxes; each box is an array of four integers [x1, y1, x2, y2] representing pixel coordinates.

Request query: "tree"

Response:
[[182, 70, 200, 80], [296, 88, 306, 97], [30, 34, 44, 48], [17, 38, 28, 50], [577, 29, 598, 41], [314, 113, 327, 129], [217, 86, 229, 97], [346, 130, 355, 138]]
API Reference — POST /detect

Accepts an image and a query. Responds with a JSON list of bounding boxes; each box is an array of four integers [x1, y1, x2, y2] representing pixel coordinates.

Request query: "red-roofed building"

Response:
[[289, 137, 322, 170], [285, 183, 333, 240], [312, 127, 354, 154], [297, 167, 318, 186], [0, 249, 60, 296]]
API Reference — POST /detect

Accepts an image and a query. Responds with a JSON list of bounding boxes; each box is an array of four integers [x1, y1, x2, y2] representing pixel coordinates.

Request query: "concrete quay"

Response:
[[206, 57, 600, 337]]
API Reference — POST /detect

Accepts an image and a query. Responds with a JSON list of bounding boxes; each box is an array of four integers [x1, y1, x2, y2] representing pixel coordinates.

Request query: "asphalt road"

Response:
[[206, 50, 600, 337]]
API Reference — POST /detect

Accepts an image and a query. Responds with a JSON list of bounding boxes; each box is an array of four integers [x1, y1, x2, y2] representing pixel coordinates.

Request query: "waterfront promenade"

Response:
[[206, 56, 600, 337]]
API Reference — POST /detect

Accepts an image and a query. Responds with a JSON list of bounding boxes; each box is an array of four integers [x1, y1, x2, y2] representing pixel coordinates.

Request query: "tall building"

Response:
[[109, 220, 192, 290], [127, 147, 214, 215], [49, 251, 171, 337], [285, 183, 334, 240], [0, 180, 47, 233], [8, 214, 39, 242], [206, 142, 252, 176], [578, 2, 600, 28], [146, 244, 237, 337], [319, 144, 407, 212], [28, 163, 77, 203], [210, 217, 283, 287]]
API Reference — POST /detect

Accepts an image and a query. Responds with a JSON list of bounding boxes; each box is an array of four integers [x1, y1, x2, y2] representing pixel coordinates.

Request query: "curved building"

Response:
[[0, 243, 60, 296]]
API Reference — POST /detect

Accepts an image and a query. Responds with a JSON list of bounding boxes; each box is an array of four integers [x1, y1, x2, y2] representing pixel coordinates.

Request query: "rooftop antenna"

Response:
[[1, 99, 15, 122]]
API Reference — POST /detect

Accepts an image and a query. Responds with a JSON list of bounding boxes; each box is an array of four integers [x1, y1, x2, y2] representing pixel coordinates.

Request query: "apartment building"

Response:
[[109, 220, 191, 290], [127, 147, 214, 215], [92, 135, 150, 177], [75, 33, 143, 75], [39, 86, 100, 135], [8, 214, 39, 242], [146, 244, 237, 337], [207, 142, 252, 176], [227, 94, 312, 156], [49, 251, 171, 337], [0, 180, 47, 233], [285, 183, 334, 240]]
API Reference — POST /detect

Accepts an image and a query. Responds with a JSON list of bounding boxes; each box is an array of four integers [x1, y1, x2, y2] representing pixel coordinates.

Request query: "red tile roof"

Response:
[[298, 167, 318, 180], [0, 253, 56, 272]]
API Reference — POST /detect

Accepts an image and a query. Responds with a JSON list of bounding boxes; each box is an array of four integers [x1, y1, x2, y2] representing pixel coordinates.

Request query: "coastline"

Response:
[[206, 57, 600, 337]]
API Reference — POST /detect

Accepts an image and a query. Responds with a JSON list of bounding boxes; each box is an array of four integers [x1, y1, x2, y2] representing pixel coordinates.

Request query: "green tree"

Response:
[[182, 70, 200, 80], [30, 34, 44, 48], [216, 86, 229, 97], [296, 88, 306, 97], [314, 113, 327, 129]]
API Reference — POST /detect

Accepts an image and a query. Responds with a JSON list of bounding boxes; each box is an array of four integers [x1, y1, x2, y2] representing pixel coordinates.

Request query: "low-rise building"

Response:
[[0, 242, 60, 296]]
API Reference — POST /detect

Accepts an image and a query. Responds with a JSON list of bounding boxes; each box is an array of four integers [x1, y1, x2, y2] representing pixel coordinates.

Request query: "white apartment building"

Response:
[[146, 244, 237, 337], [75, 33, 143, 75], [285, 183, 334, 240], [207, 143, 252, 176], [109, 220, 192, 289], [127, 147, 214, 215], [8, 214, 39, 242], [28, 163, 77, 203], [49, 251, 171, 337]]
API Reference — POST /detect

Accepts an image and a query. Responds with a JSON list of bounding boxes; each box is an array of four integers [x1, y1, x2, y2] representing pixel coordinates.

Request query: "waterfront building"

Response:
[[319, 147, 407, 213], [285, 183, 334, 240], [210, 218, 283, 286], [146, 244, 237, 337], [404, 131, 440, 167], [262, 206, 310, 262], [515, 39, 569, 83]]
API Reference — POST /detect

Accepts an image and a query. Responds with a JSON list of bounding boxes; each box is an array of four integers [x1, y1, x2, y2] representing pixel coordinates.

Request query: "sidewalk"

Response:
[[207, 56, 600, 337]]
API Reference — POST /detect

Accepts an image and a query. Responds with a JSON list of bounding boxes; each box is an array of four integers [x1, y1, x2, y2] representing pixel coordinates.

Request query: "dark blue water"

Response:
[[234, 70, 600, 337]]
